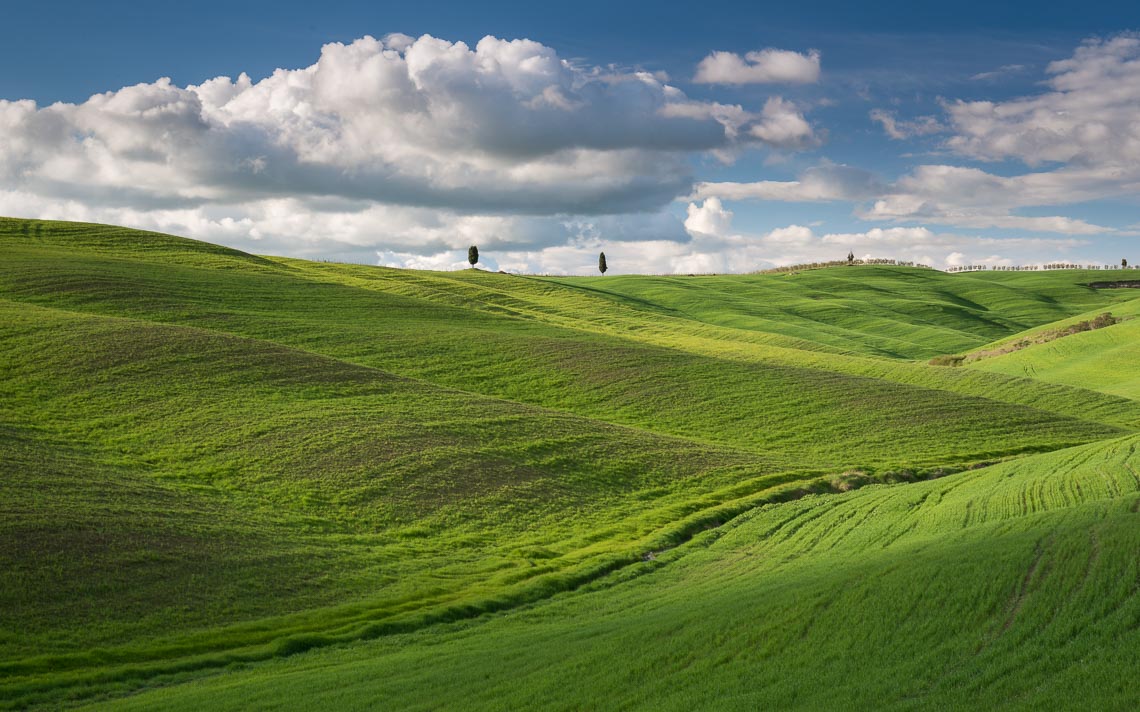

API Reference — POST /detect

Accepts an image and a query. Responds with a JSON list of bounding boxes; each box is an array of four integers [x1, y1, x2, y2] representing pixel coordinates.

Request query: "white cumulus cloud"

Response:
[[694, 48, 821, 84], [0, 35, 740, 216], [684, 198, 734, 238], [944, 33, 1140, 166], [0, 33, 833, 265], [748, 97, 821, 149], [861, 164, 1127, 234], [830, 34, 1140, 237]]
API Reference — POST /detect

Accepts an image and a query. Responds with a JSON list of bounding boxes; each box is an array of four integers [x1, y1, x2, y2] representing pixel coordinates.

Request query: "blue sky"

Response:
[[1, 1, 1138, 273]]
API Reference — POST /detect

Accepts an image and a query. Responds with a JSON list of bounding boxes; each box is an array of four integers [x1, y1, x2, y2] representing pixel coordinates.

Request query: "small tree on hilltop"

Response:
[[847, 250, 855, 265], [598, 252, 608, 275], [468, 245, 479, 269], [1123, 258, 1129, 268]]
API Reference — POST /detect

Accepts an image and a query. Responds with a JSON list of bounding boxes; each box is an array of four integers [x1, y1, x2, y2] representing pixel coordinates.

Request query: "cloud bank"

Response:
[[700, 34, 1140, 242], [0, 33, 829, 269], [2, 31, 1134, 273], [1, 34, 738, 215], [671, 198, 1089, 273], [944, 33, 1140, 166]]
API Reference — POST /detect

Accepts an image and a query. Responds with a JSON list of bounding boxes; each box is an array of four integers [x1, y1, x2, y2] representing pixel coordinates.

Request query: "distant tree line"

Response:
[[757, 258, 934, 275], [460, 245, 1132, 276], [948, 263, 1139, 273]]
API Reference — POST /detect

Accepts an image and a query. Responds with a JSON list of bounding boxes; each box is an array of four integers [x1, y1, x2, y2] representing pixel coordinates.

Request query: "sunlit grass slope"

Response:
[[965, 295, 1140, 399], [101, 434, 1140, 711], [545, 267, 1131, 358], [283, 261, 1140, 428], [2, 218, 1138, 708]]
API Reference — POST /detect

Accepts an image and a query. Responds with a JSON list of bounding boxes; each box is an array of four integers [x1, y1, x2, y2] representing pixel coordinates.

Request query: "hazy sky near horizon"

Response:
[[2, 1, 1139, 273]]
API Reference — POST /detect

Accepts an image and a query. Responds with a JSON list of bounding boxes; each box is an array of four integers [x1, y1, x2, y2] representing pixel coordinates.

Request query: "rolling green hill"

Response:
[[100, 433, 1140, 711], [545, 268, 1127, 359], [964, 296, 1140, 399], [2, 217, 1138, 709]]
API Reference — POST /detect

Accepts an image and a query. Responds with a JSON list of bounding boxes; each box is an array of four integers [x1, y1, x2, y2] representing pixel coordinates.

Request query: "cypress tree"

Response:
[[468, 245, 479, 268], [598, 252, 608, 275]]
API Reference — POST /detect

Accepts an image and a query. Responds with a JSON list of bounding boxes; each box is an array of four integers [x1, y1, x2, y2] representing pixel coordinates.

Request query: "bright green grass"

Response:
[[5, 296, 1115, 705], [544, 268, 1131, 359], [965, 295, 1140, 399], [2, 300, 812, 693], [95, 434, 1140, 711], [268, 259, 1140, 430], [2, 218, 1139, 708]]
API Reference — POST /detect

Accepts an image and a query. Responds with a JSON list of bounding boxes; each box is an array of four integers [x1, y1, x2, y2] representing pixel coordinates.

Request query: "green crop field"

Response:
[[963, 297, 1140, 400], [2, 217, 1139, 710]]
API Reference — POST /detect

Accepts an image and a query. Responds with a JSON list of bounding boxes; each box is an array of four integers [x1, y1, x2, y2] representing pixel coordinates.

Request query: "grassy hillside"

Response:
[[2, 217, 1138, 709], [5, 218, 1137, 447], [97, 433, 1140, 711], [545, 268, 1131, 358], [3, 300, 811, 700], [964, 296, 1140, 399]]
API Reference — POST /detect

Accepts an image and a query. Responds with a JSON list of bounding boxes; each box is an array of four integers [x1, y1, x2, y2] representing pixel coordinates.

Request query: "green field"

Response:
[[2, 217, 1138, 709], [964, 297, 1140, 400]]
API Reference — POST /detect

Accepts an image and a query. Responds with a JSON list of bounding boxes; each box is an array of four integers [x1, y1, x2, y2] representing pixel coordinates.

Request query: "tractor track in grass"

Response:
[[999, 537, 1051, 636]]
